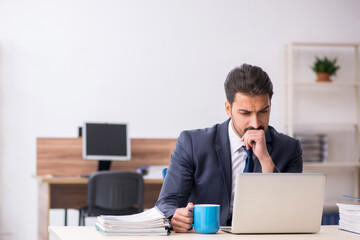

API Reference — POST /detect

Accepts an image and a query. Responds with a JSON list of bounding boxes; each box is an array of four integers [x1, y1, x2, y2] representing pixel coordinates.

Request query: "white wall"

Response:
[[0, 0, 359, 239]]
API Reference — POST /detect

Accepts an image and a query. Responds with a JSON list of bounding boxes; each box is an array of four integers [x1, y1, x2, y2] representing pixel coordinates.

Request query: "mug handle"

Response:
[[187, 208, 194, 226]]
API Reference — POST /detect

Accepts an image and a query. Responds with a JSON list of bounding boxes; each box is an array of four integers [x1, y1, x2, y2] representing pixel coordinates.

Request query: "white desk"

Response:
[[49, 226, 359, 240]]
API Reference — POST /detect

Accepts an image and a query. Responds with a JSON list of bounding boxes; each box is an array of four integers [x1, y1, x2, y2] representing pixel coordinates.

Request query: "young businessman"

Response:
[[155, 64, 303, 232]]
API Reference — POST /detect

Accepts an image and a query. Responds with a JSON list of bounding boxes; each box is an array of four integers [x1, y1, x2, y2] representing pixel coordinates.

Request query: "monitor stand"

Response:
[[98, 160, 112, 171]]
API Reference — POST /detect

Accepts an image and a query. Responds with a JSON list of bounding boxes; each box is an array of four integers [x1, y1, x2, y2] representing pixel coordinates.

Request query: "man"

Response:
[[155, 64, 303, 232]]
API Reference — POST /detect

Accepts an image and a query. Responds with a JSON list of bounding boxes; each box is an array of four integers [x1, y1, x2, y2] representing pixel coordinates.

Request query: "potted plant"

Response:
[[311, 56, 340, 82]]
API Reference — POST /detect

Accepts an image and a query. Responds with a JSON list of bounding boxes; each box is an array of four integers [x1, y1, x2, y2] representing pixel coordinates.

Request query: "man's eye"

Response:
[[260, 110, 268, 114], [241, 112, 250, 115]]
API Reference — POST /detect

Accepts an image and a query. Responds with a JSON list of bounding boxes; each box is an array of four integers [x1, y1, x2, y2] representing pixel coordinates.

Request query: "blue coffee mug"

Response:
[[188, 204, 220, 234]]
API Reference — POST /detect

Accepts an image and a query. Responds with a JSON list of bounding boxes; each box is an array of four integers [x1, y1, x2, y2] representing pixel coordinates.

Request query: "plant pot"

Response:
[[316, 73, 331, 82]]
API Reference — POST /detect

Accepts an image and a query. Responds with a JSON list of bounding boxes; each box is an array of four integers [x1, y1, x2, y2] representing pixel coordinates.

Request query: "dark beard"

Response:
[[243, 126, 265, 134]]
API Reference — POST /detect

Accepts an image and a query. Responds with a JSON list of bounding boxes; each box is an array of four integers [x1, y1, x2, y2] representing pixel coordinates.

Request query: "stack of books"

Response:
[[294, 133, 327, 163], [95, 207, 171, 235], [337, 202, 360, 234]]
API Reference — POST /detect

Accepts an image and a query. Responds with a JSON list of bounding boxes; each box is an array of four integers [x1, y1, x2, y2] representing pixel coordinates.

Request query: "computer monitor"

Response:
[[83, 122, 130, 171]]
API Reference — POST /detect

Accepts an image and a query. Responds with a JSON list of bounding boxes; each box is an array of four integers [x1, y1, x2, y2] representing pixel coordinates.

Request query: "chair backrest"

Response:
[[87, 171, 144, 213]]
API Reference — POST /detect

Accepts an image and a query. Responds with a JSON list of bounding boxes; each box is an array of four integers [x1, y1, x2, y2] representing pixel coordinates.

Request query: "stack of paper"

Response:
[[95, 207, 171, 235], [337, 203, 360, 234], [294, 133, 327, 163]]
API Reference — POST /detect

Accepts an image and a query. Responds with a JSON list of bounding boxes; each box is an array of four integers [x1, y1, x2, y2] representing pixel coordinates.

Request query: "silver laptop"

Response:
[[222, 173, 326, 234]]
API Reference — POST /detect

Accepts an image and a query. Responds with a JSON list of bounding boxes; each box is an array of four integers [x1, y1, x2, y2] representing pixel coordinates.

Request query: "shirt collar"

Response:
[[228, 119, 244, 154]]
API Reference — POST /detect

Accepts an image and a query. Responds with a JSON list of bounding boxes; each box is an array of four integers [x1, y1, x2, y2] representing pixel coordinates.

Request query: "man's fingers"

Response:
[[171, 219, 192, 232], [172, 225, 191, 233], [171, 204, 194, 233], [244, 139, 251, 150], [171, 217, 192, 232], [186, 202, 194, 211], [176, 207, 192, 218], [242, 129, 264, 148], [247, 138, 254, 148], [173, 212, 193, 223]]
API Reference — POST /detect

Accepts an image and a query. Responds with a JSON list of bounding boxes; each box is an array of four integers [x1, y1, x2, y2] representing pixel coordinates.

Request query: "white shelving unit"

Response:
[[283, 42, 360, 211]]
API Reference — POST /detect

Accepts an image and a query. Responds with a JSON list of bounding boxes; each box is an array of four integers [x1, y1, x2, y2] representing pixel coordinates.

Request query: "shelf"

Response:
[[283, 42, 360, 203], [304, 162, 360, 167], [34, 175, 163, 184], [286, 82, 359, 87], [289, 122, 358, 128], [288, 42, 359, 47]]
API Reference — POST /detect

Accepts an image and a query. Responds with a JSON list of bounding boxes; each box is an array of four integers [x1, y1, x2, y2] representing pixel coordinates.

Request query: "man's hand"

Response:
[[170, 202, 194, 233], [241, 129, 274, 173]]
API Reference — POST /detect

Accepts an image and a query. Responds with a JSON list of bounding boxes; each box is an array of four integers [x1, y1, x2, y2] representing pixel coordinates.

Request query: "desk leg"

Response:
[[38, 182, 50, 240]]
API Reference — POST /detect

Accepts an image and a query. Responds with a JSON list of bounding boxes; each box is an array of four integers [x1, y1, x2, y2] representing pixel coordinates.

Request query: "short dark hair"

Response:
[[224, 63, 273, 105]]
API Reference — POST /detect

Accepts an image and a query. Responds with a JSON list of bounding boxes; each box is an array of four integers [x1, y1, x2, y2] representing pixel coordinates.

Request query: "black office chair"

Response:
[[79, 171, 144, 226]]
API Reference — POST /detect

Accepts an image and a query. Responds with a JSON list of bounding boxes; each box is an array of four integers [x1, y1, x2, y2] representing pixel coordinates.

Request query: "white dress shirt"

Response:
[[228, 120, 251, 215]]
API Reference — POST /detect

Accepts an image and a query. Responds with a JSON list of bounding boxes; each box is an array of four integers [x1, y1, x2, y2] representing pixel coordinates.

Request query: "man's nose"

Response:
[[250, 114, 261, 129]]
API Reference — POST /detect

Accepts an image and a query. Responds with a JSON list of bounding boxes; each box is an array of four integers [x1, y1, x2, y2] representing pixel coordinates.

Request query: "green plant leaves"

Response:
[[311, 56, 340, 76]]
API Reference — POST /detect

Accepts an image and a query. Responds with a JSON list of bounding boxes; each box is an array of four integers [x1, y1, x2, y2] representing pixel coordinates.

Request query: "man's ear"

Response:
[[225, 101, 232, 118]]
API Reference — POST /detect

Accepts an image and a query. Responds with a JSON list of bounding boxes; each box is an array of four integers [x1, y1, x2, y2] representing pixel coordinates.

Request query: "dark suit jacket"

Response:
[[155, 119, 302, 225]]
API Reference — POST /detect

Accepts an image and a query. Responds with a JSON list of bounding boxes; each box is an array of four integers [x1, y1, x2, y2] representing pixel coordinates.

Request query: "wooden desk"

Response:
[[36, 137, 176, 240], [36, 176, 163, 240], [49, 226, 359, 240]]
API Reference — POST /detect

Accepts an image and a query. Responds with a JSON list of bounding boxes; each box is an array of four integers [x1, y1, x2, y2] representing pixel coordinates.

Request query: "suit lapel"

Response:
[[253, 128, 273, 172], [215, 119, 232, 202]]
